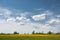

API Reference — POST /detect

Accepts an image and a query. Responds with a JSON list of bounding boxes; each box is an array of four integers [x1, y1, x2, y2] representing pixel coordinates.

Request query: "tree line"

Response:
[[0, 31, 60, 35], [32, 31, 60, 34]]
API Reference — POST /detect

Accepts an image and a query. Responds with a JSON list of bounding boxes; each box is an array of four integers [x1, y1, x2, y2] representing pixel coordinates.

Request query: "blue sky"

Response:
[[0, 0, 60, 33], [0, 0, 60, 12]]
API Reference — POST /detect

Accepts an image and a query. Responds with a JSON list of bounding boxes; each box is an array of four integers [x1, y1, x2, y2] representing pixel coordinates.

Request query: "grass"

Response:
[[0, 34, 60, 40]]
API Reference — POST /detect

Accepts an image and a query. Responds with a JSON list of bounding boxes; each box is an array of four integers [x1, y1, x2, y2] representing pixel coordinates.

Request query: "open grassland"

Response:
[[0, 34, 60, 40]]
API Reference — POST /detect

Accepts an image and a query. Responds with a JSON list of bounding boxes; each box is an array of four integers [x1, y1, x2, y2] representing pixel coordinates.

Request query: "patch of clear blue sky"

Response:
[[0, 0, 60, 14]]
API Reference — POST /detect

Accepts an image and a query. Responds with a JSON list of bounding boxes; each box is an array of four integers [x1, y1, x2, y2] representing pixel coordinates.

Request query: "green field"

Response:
[[0, 35, 60, 40]]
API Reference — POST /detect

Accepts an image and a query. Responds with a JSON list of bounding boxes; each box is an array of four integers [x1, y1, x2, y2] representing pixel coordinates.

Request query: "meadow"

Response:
[[0, 34, 60, 40]]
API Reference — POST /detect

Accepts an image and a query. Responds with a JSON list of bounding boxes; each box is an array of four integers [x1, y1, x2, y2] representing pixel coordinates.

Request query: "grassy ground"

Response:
[[0, 34, 60, 40]]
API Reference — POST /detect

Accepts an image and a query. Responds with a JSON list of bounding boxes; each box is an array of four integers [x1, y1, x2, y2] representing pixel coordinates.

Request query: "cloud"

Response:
[[0, 15, 59, 33], [47, 18, 60, 24], [57, 15, 60, 18], [7, 18, 16, 22], [0, 19, 15, 33], [32, 14, 46, 21], [0, 7, 60, 33], [16, 16, 31, 25], [0, 19, 46, 33], [0, 8, 12, 16], [0, 7, 29, 19], [36, 8, 46, 11], [16, 17, 27, 21], [20, 12, 29, 17], [4, 18, 60, 33], [0, 7, 13, 19], [32, 10, 53, 21], [46, 18, 60, 31], [43, 10, 53, 15], [0, 18, 59, 34]]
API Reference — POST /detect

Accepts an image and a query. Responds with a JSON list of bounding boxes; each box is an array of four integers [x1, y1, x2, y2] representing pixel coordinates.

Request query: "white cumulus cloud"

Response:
[[32, 14, 46, 21]]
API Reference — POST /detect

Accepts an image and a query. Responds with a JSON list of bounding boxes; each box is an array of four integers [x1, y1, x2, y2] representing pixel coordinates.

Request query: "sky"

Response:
[[0, 0, 60, 34]]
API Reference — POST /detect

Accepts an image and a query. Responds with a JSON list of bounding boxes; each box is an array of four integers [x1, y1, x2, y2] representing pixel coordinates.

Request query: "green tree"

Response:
[[13, 31, 19, 34], [32, 31, 35, 34], [47, 31, 52, 34]]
